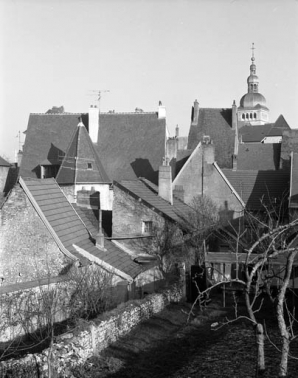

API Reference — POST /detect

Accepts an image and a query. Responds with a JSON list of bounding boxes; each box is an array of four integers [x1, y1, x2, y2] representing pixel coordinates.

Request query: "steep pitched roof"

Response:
[[20, 113, 87, 178], [274, 114, 290, 129], [0, 156, 11, 166], [114, 178, 192, 230], [222, 169, 290, 211], [187, 108, 235, 168], [56, 122, 110, 185], [20, 111, 166, 184], [237, 143, 281, 170], [96, 112, 166, 184], [19, 177, 143, 280], [289, 152, 298, 208]]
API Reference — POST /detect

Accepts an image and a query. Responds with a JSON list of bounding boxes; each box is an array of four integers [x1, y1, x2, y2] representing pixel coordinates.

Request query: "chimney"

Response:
[[158, 101, 166, 119], [158, 157, 173, 205], [202, 136, 214, 164], [96, 209, 105, 250], [232, 154, 237, 171], [232, 100, 237, 130], [175, 125, 179, 138], [88, 105, 99, 143], [17, 150, 23, 167], [192, 99, 199, 125]]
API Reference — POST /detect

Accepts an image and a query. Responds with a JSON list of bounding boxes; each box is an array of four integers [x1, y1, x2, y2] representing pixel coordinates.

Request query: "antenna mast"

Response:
[[87, 89, 110, 111]]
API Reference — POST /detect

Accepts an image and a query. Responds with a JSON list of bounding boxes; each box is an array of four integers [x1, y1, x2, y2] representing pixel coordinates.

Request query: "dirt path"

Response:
[[72, 296, 298, 378]]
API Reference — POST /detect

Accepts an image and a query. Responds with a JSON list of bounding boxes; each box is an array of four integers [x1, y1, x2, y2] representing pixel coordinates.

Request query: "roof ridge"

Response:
[[100, 111, 157, 115], [30, 112, 86, 115]]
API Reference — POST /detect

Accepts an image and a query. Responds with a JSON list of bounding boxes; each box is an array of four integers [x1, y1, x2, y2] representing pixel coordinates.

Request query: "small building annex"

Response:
[[0, 177, 158, 295]]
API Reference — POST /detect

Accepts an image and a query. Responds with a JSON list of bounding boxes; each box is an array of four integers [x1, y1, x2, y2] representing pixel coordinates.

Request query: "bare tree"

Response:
[[190, 208, 298, 377]]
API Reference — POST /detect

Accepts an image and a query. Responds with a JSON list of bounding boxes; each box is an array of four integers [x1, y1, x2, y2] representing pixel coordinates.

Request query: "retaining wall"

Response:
[[0, 283, 183, 377]]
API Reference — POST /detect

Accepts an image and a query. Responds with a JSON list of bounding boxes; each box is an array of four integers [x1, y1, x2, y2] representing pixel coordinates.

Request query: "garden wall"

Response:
[[0, 283, 183, 377]]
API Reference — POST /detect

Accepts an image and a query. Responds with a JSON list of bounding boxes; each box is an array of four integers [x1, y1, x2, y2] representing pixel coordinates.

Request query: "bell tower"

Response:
[[238, 43, 270, 126]]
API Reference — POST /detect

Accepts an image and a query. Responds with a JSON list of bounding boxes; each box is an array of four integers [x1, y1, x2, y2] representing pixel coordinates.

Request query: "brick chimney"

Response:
[[158, 157, 173, 205], [192, 99, 199, 125], [158, 101, 166, 119], [88, 105, 99, 143]]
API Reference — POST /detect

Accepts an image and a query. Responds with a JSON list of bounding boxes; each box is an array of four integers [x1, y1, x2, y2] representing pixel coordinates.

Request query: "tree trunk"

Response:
[[245, 287, 266, 373], [276, 250, 297, 377], [256, 323, 265, 373]]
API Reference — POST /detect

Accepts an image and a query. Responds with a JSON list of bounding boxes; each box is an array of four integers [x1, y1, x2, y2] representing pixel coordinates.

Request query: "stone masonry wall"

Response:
[[113, 185, 165, 254], [0, 283, 183, 377], [0, 184, 72, 285]]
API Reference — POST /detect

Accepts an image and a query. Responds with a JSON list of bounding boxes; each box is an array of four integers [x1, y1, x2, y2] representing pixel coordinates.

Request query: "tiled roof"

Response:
[[56, 122, 110, 184], [0, 156, 11, 166], [20, 113, 87, 178], [71, 204, 99, 237], [20, 177, 143, 279], [114, 178, 192, 229], [187, 108, 235, 168], [239, 124, 283, 143], [237, 143, 280, 170], [222, 169, 290, 210], [21, 112, 166, 184], [289, 152, 298, 208], [96, 113, 166, 184], [274, 114, 290, 129]]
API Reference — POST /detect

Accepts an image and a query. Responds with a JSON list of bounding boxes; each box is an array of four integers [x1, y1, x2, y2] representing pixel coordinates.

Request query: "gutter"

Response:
[[213, 163, 246, 208]]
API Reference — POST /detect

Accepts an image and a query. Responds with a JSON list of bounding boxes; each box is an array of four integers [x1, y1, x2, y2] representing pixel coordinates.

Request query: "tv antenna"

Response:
[[87, 89, 110, 111]]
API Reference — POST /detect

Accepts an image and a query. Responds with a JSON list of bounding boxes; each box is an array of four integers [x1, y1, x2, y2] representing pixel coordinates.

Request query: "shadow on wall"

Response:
[[272, 143, 281, 170], [3, 166, 19, 194], [220, 108, 232, 125], [131, 158, 158, 185]]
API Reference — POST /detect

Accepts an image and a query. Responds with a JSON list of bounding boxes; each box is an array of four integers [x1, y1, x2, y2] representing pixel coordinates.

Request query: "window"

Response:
[[242, 114, 245, 120], [87, 163, 92, 170], [142, 221, 153, 234], [41, 164, 60, 179]]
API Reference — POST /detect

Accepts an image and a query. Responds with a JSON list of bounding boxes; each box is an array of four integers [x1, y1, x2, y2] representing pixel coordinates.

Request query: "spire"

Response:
[[247, 42, 259, 93], [56, 119, 111, 185], [250, 43, 256, 75]]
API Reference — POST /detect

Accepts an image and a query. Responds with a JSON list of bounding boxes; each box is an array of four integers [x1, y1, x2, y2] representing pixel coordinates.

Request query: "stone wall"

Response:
[[0, 185, 72, 285], [113, 185, 165, 254], [0, 283, 183, 377]]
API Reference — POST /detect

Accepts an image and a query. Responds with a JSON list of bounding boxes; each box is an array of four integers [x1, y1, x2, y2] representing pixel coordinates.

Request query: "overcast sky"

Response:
[[0, 0, 297, 161]]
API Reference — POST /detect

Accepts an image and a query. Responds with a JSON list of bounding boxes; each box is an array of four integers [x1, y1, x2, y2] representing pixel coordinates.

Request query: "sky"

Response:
[[0, 0, 297, 162]]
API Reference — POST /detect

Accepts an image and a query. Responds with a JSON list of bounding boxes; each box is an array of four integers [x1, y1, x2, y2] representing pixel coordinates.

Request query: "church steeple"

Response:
[[247, 43, 259, 94], [238, 43, 269, 126]]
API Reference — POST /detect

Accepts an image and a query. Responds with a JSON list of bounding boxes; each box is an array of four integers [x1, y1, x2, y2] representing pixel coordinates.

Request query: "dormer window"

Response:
[[87, 163, 92, 170]]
